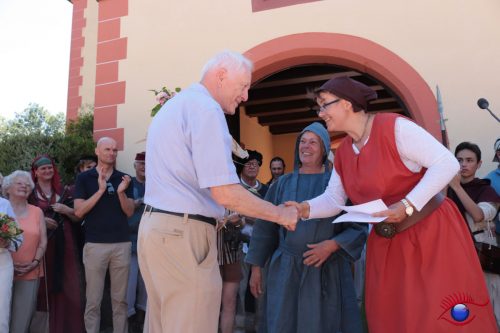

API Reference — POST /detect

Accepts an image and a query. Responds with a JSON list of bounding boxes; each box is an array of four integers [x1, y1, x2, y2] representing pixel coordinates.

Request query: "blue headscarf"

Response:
[[293, 122, 331, 171], [284, 122, 331, 202]]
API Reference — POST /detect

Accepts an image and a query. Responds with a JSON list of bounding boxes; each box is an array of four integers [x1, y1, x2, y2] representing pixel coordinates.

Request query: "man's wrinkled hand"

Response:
[[285, 201, 310, 219], [278, 204, 299, 231]]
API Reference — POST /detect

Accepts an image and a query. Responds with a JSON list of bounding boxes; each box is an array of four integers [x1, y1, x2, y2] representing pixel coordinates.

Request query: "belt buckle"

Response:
[[374, 222, 396, 239], [145, 205, 154, 215]]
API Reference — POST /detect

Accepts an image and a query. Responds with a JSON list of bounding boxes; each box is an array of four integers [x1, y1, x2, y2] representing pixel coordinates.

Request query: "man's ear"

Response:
[[216, 68, 227, 85], [478, 160, 482, 169]]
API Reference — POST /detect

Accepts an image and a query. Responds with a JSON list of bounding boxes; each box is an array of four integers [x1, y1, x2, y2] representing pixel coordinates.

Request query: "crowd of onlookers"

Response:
[[0, 134, 499, 333], [0, 138, 147, 333]]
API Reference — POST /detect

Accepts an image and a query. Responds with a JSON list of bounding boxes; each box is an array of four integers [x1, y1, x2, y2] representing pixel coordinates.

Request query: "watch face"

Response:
[[406, 206, 414, 216]]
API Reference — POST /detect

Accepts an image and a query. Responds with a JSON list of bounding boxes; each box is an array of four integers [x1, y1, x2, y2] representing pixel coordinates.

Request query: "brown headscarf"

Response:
[[315, 76, 378, 112]]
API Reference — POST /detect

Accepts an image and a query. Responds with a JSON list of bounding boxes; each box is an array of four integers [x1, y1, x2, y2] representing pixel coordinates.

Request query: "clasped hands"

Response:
[[283, 199, 409, 226], [96, 166, 131, 194], [14, 261, 38, 276], [277, 201, 309, 231]]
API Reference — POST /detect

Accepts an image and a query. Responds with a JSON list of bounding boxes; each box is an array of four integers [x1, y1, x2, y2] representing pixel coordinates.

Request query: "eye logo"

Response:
[[438, 292, 489, 326], [450, 304, 469, 322]]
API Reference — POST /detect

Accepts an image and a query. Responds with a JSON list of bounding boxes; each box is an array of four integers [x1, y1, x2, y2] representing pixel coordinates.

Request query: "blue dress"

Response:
[[246, 171, 367, 333]]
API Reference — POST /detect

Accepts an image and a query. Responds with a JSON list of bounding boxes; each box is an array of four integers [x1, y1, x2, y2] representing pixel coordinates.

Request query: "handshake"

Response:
[[276, 201, 310, 231]]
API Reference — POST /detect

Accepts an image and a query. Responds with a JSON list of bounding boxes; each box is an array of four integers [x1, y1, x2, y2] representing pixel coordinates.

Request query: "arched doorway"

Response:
[[243, 32, 439, 138], [237, 33, 440, 181]]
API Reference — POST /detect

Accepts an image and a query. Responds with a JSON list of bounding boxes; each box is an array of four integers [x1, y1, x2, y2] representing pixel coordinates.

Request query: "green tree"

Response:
[[0, 104, 95, 184], [53, 109, 95, 183], [3, 103, 65, 137]]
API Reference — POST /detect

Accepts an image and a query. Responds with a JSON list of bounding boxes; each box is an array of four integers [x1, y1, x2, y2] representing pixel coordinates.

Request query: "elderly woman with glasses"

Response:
[[245, 122, 367, 333], [3, 170, 47, 333], [289, 77, 497, 332]]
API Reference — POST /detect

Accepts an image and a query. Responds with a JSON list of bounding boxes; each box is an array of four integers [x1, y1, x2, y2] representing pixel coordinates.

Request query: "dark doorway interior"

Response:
[[241, 64, 409, 140]]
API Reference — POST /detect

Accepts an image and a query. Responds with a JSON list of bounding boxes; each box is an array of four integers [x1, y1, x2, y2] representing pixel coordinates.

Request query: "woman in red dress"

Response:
[[29, 155, 85, 333], [291, 77, 497, 332]]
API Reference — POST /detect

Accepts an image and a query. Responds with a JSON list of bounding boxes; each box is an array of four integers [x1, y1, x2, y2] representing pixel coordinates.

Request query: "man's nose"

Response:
[[242, 89, 249, 102]]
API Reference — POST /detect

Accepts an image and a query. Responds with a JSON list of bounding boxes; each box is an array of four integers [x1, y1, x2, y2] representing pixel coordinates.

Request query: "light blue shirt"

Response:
[[486, 166, 500, 195], [144, 83, 239, 219]]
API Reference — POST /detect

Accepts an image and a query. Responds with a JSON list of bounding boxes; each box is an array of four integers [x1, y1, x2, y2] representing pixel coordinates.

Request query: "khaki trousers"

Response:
[[83, 242, 131, 333], [138, 211, 221, 333]]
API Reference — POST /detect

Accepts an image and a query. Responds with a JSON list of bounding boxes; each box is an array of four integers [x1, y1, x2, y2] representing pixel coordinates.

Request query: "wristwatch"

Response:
[[401, 198, 414, 217]]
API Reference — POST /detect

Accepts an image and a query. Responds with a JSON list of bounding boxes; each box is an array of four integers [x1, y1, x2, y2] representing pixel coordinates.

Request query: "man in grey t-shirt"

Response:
[[139, 50, 298, 333]]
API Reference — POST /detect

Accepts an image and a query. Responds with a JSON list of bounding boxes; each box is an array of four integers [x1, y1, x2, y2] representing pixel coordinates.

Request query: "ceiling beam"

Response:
[[252, 71, 362, 89]]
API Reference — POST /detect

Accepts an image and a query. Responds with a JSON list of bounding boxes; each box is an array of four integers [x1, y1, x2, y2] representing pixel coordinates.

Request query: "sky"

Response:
[[0, 0, 73, 120]]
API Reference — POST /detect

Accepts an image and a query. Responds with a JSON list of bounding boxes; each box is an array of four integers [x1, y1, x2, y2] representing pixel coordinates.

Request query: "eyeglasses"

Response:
[[317, 99, 340, 115], [244, 162, 260, 168], [106, 182, 115, 195]]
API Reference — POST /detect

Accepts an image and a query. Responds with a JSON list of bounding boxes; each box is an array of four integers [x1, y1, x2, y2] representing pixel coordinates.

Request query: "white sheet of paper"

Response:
[[333, 199, 388, 224]]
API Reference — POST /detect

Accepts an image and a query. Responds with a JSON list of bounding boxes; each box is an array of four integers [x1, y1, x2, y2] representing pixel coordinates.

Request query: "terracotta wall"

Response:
[[66, 0, 88, 120], [92, 0, 129, 150]]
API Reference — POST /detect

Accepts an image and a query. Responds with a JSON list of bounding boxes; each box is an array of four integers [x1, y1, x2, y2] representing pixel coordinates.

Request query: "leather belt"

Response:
[[145, 205, 216, 227], [374, 193, 445, 238]]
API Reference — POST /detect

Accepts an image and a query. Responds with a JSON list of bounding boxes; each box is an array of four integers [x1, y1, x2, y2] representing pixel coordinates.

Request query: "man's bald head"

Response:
[[95, 137, 118, 166], [96, 136, 116, 148]]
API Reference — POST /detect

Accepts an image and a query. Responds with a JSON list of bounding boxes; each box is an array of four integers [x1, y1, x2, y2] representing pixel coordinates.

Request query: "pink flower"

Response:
[[156, 91, 169, 105], [150, 87, 181, 117]]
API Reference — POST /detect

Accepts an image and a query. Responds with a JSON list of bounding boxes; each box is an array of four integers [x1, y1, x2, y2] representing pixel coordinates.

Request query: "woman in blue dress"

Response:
[[245, 122, 367, 333]]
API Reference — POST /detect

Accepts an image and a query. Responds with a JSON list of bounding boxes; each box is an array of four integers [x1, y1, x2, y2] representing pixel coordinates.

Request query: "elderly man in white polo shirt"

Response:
[[139, 50, 299, 333]]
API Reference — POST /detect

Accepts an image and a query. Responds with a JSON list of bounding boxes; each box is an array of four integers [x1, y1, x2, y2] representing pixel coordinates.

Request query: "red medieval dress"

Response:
[[334, 113, 497, 332], [30, 185, 85, 333]]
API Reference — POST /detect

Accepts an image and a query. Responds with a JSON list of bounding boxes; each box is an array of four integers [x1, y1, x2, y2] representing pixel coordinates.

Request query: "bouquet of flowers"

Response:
[[0, 213, 23, 240], [149, 86, 182, 117]]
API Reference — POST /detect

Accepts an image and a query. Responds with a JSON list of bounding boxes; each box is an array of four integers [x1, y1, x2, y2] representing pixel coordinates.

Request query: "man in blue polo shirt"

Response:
[[74, 137, 134, 333]]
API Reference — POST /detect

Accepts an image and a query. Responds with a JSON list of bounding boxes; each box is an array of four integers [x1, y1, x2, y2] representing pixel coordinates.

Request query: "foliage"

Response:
[[53, 109, 95, 184], [149, 86, 181, 117], [3, 103, 65, 137], [0, 104, 95, 184]]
